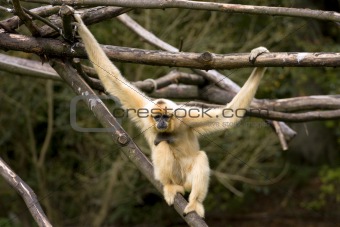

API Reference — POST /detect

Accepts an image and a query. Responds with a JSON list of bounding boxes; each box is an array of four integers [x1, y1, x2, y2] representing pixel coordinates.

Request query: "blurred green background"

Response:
[[0, 0, 339, 226]]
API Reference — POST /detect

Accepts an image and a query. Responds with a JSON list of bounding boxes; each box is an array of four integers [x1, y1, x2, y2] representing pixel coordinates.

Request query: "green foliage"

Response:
[[0, 218, 12, 227], [301, 166, 340, 212]]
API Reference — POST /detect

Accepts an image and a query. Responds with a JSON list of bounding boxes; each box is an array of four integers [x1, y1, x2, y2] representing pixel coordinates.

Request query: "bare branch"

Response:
[[60, 5, 75, 41], [160, 86, 340, 122], [40, 7, 131, 37], [50, 58, 208, 227], [21, 0, 340, 22], [1, 31, 340, 69], [12, 0, 41, 36], [2, 54, 338, 123], [37, 80, 54, 167], [0, 157, 52, 227], [253, 95, 340, 112], [253, 109, 340, 122], [0, 5, 60, 32], [117, 14, 178, 52], [181, 100, 340, 123], [0, 53, 60, 80], [23, 7, 61, 33], [273, 121, 288, 151], [134, 70, 206, 93]]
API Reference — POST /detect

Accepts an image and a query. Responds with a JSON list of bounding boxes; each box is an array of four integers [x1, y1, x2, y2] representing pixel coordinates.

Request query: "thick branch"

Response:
[[40, 7, 131, 37], [1, 31, 340, 69], [253, 95, 340, 112], [21, 0, 340, 23], [134, 70, 206, 93], [0, 157, 52, 227], [60, 5, 74, 41], [159, 85, 340, 122], [1, 54, 339, 122], [0, 53, 60, 80], [50, 59, 208, 227]]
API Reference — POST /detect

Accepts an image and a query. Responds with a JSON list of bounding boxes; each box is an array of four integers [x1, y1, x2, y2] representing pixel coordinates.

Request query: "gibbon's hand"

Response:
[[249, 46, 269, 63]]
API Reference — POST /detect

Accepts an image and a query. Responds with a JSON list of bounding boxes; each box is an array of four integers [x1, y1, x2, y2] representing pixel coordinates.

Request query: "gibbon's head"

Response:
[[150, 99, 178, 133]]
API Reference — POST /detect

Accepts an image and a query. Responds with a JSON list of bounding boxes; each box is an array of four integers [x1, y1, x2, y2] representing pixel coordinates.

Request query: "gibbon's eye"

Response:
[[162, 115, 170, 120], [154, 115, 161, 120]]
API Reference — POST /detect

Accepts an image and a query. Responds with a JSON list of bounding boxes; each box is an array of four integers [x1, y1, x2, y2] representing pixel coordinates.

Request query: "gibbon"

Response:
[[74, 14, 268, 218]]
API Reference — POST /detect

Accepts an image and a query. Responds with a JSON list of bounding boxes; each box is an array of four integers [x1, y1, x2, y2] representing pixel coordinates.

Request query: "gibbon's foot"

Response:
[[249, 46, 269, 63], [163, 184, 185, 206], [183, 200, 205, 218]]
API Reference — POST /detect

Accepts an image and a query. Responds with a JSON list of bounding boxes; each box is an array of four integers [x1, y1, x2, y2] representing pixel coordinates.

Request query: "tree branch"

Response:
[[21, 0, 340, 23], [0, 157, 52, 227], [1, 31, 340, 69], [159, 85, 340, 122], [60, 5, 75, 41], [0, 53, 60, 80], [2, 54, 338, 123], [40, 7, 132, 37], [0, 5, 61, 32], [12, 0, 41, 36], [50, 58, 208, 227]]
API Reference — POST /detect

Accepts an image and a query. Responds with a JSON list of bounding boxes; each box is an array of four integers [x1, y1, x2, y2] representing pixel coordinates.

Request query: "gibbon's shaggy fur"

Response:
[[74, 14, 268, 217]]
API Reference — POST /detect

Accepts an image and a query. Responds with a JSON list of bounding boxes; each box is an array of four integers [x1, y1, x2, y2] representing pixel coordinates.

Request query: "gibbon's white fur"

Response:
[[74, 14, 268, 217]]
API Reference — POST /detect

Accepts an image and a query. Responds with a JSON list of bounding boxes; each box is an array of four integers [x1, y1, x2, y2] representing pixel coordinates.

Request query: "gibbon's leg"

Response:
[[183, 151, 210, 217], [163, 184, 185, 206], [152, 143, 185, 205]]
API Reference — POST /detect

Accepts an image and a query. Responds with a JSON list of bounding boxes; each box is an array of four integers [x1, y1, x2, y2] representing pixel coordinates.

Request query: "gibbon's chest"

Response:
[[153, 131, 200, 156], [154, 132, 175, 146]]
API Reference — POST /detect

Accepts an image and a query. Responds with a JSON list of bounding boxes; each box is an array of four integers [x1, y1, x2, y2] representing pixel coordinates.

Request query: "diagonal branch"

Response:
[[50, 58, 208, 227], [0, 157, 52, 227], [12, 0, 41, 36], [0, 5, 61, 32]]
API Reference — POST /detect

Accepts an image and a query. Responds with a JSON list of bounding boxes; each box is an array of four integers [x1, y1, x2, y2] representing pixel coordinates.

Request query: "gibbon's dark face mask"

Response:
[[153, 114, 171, 131]]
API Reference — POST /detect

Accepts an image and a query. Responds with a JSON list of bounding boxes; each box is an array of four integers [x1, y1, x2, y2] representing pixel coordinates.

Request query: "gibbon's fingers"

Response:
[[74, 13, 150, 125], [249, 46, 269, 63]]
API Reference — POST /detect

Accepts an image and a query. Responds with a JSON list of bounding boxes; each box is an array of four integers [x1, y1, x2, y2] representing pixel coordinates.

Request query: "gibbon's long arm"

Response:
[[183, 48, 268, 136], [74, 14, 149, 124]]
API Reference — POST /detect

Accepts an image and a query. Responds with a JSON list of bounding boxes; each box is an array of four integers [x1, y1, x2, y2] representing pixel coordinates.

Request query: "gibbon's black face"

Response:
[[153, 114, 171, 132]]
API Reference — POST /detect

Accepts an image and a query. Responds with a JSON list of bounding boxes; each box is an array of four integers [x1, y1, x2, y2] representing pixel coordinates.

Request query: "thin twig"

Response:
[[38, 80, 54, 167], [23, 7, 61, 33], [273, 121, 288, 151], [12, 0, 40, 36]]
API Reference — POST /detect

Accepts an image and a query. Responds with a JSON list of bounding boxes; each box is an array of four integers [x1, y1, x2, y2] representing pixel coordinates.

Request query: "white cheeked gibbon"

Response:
[[74, 14, 268, 218]]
